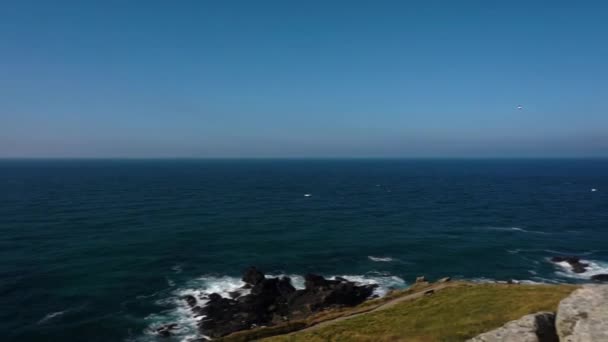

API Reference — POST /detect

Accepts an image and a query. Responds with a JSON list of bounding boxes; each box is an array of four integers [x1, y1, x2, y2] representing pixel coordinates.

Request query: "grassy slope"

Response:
[[263, 283, 576, 342]]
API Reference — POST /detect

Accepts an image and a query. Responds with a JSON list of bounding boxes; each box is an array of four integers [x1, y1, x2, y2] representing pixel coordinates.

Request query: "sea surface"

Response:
[[1, 159, 607, 342]]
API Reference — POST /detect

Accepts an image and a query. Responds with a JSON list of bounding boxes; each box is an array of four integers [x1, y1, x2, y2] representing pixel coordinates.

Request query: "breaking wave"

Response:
[[368, 256, 394, 262]]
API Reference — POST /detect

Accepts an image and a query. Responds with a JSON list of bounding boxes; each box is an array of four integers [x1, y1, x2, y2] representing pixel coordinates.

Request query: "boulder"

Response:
[[556, 285, 608, 341], [416, 276, 426, 283], [438, 277, 451, 283], [242, 266, 265, 286], [591, 274, 608, 282], [467, 312, 557, 342]]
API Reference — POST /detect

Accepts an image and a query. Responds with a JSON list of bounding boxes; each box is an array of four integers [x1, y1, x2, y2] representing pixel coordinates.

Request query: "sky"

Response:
[[1, 0, 607, 158]]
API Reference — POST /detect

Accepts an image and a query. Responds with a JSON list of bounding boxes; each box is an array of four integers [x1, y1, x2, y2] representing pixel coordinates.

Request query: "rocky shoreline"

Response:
[[153, 259, 608, 340], [156, 267, 379, 339]]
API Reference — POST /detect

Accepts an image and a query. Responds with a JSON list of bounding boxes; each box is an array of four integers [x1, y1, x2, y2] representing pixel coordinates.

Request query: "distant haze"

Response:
[[1, 1, 607, 158]]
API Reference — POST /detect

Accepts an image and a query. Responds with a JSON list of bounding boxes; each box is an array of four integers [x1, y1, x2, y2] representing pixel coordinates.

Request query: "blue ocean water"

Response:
[[1, 159, 607, 342]]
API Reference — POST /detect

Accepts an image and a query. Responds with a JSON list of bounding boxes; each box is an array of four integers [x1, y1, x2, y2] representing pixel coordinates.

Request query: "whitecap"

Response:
[[38, 311, 66, 324], [171, 265, 183, 274], [368, 256, 394, 262], [484, 227, 548, 234]]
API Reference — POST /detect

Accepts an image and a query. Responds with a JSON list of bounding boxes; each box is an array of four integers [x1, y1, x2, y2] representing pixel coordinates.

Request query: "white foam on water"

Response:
[[140, 275, 247, 342], [484, 226, 548, 234], [37, 310, 66, 324], [368, 256, 394, 262], [553, 259, 608, 280]]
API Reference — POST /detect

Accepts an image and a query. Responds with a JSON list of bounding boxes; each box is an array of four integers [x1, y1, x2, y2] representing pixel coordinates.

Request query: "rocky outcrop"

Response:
[[556, 285, 608, 341], [467, 312, 557, 342], [550, 256, 589, 274], [191, 267, 377, 338]]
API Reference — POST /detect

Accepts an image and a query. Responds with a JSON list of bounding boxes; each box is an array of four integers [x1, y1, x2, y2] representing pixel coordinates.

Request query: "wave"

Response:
[[38, 310, 66, 324], [138, 272, 406, 341], [483, 226, 549, 234], [368, 256, 394, 262], [553, 259, 608, 280]]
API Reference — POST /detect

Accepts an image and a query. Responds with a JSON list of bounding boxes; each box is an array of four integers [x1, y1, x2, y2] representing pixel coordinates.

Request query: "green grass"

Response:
[[262, 283, 576, 342]]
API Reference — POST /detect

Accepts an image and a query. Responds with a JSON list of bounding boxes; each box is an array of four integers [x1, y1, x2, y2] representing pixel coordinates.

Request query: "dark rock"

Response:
[[157, 329, 171, 337], [242, 266, 265, 286], [551, 256, 589, 273], [208, 293, 222, 301], [305, 274, 329, 290], [183, 295, 197, 307], [228, 291, 241, 299], [424, 289, 435, 296], [591, 274, 608, 282], [277, 277, 296, 297], [195, 268, 377, 338]]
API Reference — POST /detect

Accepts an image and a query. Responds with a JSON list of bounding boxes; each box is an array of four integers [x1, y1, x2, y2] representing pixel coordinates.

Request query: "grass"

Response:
[[261, 283, 576, 342]]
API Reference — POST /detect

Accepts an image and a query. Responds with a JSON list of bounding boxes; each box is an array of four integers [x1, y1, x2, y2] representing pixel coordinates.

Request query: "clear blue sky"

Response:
[[1, 0, 607, 158]]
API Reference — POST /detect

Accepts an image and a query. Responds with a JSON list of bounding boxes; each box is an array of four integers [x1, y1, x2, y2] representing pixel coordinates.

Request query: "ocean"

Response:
[[1, 159, 607, 342]]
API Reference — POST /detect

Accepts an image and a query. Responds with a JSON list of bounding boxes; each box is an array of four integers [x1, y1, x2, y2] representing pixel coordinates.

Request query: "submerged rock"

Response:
[[195, 268, 377, 338], [155, 323, 179, 338], [556, 285, 608, 342], [467, 312, 557, 342]]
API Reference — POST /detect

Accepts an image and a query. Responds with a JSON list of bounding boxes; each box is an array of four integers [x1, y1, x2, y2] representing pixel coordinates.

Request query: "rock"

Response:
[[416, 276, 426, 283], [556, 285, 608, 341], [424, 289, 434, 296], [228, 290, 241, 299], [591, 274, 608, 282], [437, 277, 451, 283], [242, 266, 265, 286], [550, 256, 589, 274], [304, 274, 329, 290], [467, 312, 557, 342], [196, 269, 378, 338], [183, 295, 197, 307]]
